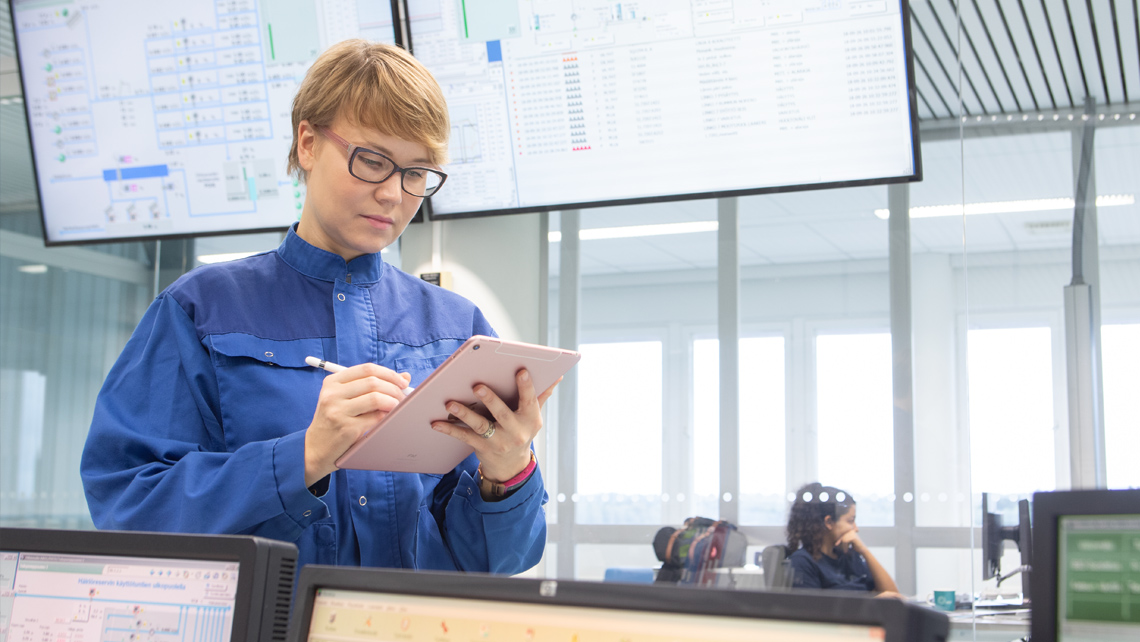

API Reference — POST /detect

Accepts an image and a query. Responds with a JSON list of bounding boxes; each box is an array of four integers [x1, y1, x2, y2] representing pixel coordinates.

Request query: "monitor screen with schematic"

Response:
[[10, 0, 399, 246], [0, 527, 297, 642]]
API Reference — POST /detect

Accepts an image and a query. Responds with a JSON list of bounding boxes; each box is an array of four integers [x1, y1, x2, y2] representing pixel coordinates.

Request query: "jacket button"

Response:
[[337, 293, 346, 302], [358, 495, 367, 506], [303, 510, 311, 517]]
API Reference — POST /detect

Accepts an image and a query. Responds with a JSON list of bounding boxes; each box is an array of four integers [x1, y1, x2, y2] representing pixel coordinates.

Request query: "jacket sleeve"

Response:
[[80, 294, 328, 540], [442, 467, 548, 574], [429, 306, 548, 574]]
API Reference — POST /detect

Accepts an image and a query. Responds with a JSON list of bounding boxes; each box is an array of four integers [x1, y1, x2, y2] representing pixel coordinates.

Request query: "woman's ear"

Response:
[[823, 515, 835, 530], [297, 120, 318, 172]]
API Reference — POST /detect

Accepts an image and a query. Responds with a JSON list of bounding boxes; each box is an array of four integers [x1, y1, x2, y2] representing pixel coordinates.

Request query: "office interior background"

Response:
[[0, 0, 1137, 601]]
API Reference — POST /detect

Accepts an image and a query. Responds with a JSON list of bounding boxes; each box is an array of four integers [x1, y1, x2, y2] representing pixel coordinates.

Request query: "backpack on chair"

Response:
[[652, 516, 747, 586]]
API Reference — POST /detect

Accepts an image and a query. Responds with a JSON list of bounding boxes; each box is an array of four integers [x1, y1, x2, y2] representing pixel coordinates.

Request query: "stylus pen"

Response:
[[304, 356, 415, 395]]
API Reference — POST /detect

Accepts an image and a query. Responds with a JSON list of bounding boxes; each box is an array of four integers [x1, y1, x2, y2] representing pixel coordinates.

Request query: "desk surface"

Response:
[[946, 608, 1030, 642]]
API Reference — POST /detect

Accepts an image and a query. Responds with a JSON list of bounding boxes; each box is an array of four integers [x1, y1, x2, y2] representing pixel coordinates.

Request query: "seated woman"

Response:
[[785, 482, 901, 597]]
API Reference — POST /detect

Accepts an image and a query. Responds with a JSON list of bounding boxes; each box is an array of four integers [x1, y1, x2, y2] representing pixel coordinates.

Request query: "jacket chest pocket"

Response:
[[394, 353, 451, 388], [208, 333, 326, 449]]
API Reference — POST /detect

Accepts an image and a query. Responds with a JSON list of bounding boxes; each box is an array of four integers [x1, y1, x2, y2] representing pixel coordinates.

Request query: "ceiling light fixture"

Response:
[[873, 194, 1135, 220], [196, 251, 261, 264], [18, 264, 48, 274], [548, 220, 719, 243]]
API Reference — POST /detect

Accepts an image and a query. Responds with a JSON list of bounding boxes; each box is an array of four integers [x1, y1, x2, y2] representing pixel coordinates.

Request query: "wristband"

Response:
[[478, 452, 537, 498]]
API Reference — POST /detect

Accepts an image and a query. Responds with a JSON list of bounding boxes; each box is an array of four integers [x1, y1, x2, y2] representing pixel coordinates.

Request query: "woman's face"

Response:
[[295, 115, 432, 261], [827, 504, 858, 543]]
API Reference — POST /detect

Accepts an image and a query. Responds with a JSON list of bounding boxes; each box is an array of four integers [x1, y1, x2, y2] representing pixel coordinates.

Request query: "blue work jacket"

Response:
[[81, 226, 547, 573]]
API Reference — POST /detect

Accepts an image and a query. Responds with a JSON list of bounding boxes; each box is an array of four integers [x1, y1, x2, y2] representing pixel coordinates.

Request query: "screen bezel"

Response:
[[416, 0, 923, 221], [286, 565, 945, 642], [6, 0, 402, 248], [1029, 488, 1140, 641], [1, 527, 262, 641]]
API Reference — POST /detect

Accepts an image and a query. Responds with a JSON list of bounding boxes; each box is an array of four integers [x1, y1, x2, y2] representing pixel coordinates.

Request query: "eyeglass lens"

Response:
[[350, 149, 443, 196]]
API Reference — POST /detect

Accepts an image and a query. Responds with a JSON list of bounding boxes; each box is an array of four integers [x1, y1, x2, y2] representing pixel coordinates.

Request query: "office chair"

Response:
[[758, 544, 795, 590]]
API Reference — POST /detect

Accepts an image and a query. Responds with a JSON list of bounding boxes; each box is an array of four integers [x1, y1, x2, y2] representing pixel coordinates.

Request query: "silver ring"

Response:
[[480, 421, 496, 439]]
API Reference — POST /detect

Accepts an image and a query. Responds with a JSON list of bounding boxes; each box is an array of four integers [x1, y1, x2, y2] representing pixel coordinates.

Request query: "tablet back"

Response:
[[335, 336, 580, 474]]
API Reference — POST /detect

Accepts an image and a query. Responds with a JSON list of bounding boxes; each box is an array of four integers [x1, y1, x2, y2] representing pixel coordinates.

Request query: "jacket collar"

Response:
[[276, 224, 385, 284]]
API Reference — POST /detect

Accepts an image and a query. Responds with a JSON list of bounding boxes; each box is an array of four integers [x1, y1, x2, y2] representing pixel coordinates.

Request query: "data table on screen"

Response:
[[410, 0, 918, 218]]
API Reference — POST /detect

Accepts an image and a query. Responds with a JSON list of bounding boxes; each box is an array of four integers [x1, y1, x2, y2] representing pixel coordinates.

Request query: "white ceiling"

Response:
[[557, 124, 1139, 276]]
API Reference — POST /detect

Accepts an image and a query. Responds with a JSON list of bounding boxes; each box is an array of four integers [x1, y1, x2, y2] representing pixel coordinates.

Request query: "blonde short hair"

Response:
[[287, 39, 449, 179]]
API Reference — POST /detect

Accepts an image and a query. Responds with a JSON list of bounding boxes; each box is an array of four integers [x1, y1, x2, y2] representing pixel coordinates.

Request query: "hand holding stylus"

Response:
[[306, 357, 415, 395], [302, 357, 413, 487]]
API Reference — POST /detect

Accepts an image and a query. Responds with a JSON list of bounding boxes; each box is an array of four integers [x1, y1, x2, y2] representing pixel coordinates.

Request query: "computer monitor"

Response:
[[9, 0, 398, 245], [981, 492, 1033, 596], [0, 527, 297, 642], [286, 566, 949, 642], [1030, 488, 1140, 642], [407, 0, 921, 220]]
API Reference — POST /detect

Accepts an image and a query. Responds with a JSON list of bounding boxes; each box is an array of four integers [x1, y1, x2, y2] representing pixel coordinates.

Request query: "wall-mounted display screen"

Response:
[[412, 0, 921, 219], [11, 0, 396, 245]]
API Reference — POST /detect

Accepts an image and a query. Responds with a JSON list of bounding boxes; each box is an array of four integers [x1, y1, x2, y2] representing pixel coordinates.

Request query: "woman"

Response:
[[786, 483, 901, 597], [81, 40, 553, 573]]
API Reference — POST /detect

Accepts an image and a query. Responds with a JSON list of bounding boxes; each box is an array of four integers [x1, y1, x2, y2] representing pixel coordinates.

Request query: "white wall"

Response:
[[401, 213, 544, 344]]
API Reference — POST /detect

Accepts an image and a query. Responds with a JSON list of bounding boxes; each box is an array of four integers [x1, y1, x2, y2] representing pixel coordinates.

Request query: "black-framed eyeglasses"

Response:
[[318, 127, 447, 198]]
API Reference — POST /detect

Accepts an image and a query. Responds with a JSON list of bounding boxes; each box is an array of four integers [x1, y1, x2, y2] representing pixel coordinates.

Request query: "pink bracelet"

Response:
[[501, 452, 537, 488]]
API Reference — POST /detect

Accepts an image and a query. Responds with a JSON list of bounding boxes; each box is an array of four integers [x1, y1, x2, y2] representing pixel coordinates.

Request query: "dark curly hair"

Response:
[[785, 482, 856, 557]]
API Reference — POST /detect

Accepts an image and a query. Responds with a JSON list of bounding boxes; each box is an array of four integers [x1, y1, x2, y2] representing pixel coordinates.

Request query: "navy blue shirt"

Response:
[[789, 547, 876, 592], [81, 226, 547, 573]]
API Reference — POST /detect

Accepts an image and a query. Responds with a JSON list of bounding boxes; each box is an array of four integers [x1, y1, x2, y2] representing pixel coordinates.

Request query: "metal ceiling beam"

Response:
[[1062, 0, 1093, 99], [951, 0, 1009, 112], [995, 0, 1043, 109], [915, 52, 958, 117], [1039, 0, 1077, 105], [924, 1, 986, 112], [920, 103, 1138, 140], [914, 10, 970, 115], [971, 0, 1026, 111], [1106, 0, 1128, 101], [1082, 0, 1112, 103], [1017, 0, 1059, 108]]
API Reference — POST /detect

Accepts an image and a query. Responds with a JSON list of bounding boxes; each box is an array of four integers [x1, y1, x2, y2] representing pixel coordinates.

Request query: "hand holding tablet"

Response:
[[307, 336, 580, 475], [431, 365, 559, 485]]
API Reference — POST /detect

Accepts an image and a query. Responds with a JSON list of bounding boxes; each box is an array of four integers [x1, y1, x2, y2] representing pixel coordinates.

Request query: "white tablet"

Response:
[[335, 336, 581, 474]]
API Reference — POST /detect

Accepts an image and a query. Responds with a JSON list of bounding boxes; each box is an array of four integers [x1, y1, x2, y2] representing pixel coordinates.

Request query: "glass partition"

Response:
[[952, 0, 1140, 624]]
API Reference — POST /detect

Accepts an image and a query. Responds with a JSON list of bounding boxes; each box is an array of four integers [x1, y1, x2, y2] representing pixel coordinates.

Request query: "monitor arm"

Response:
[[996, 564, 1031, 587]]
